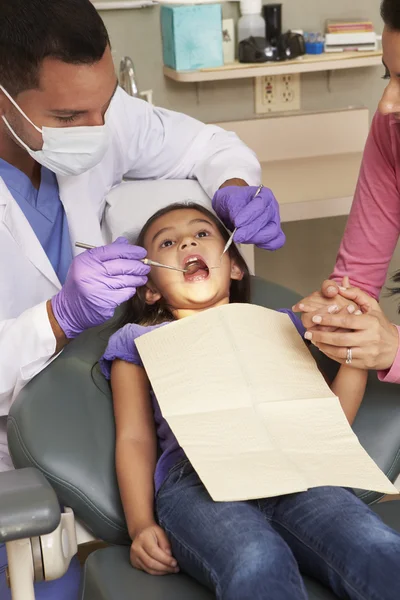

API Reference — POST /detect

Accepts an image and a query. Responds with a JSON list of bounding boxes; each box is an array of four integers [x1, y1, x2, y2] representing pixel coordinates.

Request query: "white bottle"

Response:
[[238, 0, 265, 43]]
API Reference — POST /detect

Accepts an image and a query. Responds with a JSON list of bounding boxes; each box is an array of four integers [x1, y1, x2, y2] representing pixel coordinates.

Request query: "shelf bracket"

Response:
[[327, 70, 333, 93]]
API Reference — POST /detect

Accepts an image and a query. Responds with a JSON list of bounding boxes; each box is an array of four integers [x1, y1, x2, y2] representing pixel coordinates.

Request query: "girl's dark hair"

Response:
[[381, 0, 400, 30], [119, 203, 251, 327]]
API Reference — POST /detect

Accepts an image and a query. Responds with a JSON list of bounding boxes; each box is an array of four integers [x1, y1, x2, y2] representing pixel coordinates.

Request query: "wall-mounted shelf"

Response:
[[92, 1, 156, 9], [164, 50, 383, 83]]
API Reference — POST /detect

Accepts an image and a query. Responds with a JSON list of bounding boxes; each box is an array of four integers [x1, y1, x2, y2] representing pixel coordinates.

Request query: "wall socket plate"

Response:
[[255, 73, 301, 114]]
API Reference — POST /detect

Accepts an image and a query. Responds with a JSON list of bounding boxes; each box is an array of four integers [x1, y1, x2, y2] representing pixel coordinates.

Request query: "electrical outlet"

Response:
[[255, 74, 301, 114]]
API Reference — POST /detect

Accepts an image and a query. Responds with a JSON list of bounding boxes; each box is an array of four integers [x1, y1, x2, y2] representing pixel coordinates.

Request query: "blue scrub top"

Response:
[[0, 159, 73, 284]]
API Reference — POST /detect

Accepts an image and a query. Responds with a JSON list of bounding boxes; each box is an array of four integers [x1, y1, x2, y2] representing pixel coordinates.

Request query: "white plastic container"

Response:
[[238, 0, 265, 43]]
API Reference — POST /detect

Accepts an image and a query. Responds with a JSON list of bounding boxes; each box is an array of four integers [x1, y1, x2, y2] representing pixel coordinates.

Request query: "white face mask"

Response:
[[0, 85, 111, 177]]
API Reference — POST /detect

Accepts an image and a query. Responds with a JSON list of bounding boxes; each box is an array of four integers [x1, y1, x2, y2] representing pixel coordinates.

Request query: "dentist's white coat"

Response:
[[0, 87, 260, 468]]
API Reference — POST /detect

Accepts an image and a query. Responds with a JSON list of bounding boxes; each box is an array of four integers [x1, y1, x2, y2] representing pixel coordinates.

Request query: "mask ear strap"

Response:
[[2, 116, 36, 154], [0, 85, 42, 133]]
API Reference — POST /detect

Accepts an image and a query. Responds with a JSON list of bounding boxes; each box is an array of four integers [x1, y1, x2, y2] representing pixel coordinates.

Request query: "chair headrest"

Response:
[[103, 179, 214, 244]]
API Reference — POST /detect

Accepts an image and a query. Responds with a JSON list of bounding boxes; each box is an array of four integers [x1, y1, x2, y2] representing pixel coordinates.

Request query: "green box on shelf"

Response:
[[161, 4, 224, 71]]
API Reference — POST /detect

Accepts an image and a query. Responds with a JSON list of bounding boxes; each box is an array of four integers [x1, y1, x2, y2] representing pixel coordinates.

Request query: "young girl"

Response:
[[100, 203, 400, 600]]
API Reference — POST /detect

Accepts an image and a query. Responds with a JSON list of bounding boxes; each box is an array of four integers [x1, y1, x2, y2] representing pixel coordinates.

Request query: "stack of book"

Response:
[[325, 19, 377, 52], [326, 20, 374, 33]]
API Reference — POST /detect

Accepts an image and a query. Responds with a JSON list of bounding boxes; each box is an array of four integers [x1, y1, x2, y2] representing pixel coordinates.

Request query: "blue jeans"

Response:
[[156, 460, 400, 600], [0, 543, 81, 599]]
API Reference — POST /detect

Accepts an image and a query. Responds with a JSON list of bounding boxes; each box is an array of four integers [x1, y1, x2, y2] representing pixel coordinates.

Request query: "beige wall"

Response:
[[101, 0, 386, 123], [255, 218, 400, 325], [100, 1, 400, 322]]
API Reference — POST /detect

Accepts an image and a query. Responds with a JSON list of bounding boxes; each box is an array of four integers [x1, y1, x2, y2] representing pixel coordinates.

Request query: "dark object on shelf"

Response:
[[263, 3, 282, 46], [278, 30, 306, 60], [239, 36, 277, 63], [238, 31, 305, 64]]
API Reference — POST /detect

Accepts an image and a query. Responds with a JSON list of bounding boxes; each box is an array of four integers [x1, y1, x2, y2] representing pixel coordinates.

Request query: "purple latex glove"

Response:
[[212, 185, 285, 250], [51, 237, 150, 339]]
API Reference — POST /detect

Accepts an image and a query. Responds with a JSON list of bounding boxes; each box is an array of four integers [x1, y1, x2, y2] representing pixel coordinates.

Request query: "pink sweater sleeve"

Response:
[[331, 111, 400, 382], [331, 111, 400, 299], [378, 326, 400, 384]]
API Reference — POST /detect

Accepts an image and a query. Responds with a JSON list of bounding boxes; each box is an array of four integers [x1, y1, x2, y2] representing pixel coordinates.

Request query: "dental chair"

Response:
[[1, 181, 400, 600]]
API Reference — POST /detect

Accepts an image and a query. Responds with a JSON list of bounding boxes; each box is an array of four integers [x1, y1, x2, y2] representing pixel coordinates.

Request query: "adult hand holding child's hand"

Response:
[[130, 524, 179, 576], [299, 279, 399, 371]]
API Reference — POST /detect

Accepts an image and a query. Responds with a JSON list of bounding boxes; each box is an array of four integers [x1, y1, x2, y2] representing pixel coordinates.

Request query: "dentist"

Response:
[[0, 1, 284, 597]]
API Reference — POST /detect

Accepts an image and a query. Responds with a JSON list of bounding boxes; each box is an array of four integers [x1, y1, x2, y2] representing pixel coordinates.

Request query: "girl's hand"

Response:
[[294, 277, 358, 333], [294, 291, 357, 316], [335, 279, 380, 314], [293, 277, 357, 317], [130, 524, 179, 576]]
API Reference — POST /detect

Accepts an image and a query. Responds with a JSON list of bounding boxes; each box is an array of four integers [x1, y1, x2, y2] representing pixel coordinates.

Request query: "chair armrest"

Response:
[[0, 467, 60, 542]]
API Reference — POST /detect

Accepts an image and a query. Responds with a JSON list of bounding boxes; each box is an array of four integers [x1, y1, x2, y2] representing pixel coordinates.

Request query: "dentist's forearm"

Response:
[[219, 178, 248, 188], [0, 302, 62, 406], [46, 300, 69, 354]]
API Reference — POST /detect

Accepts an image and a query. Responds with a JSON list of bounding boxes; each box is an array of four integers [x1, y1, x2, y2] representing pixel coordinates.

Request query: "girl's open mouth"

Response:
[[183, 256, 210, 282]]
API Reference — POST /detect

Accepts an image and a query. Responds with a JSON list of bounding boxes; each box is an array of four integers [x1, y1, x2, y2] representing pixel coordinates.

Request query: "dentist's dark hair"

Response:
[[381, 0, 400, 30], [0, 0, 110, 96], [119, 203, 251, 327]]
